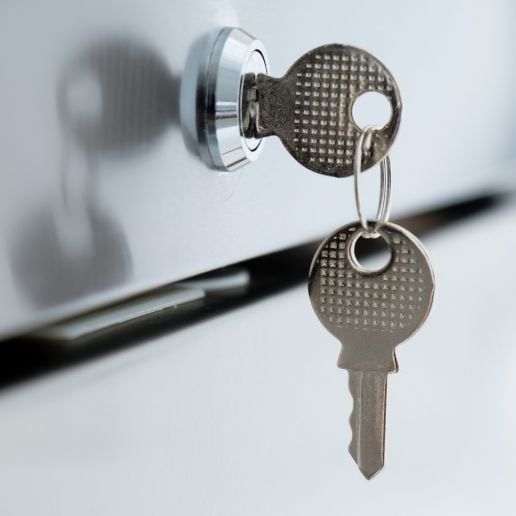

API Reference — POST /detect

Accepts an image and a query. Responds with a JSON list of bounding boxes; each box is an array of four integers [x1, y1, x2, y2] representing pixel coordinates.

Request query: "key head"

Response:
[[256, 44, 402, 177], [308, 222, 434, 371]]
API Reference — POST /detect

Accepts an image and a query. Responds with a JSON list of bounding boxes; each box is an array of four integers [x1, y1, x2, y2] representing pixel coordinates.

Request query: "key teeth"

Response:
[[348, 438, 357, 463], [347, 372, 358, 463], [349, 416, 384, 480]]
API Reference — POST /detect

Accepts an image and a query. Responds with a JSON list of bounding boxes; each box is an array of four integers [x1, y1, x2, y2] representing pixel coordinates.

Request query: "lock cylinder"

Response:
[[196, 27, 269, 171]]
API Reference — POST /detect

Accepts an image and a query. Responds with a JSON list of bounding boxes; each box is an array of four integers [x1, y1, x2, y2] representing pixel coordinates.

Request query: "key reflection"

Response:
[[11, 38, 180, 307]]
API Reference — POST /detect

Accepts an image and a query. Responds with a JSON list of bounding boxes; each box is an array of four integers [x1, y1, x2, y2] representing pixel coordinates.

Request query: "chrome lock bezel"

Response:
[[202, 27, 269, 171]]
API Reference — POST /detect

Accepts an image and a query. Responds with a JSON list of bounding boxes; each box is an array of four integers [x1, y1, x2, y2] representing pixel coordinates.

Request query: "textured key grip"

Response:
[[256, 45, 402, 177], [308, 222, 434, 371]]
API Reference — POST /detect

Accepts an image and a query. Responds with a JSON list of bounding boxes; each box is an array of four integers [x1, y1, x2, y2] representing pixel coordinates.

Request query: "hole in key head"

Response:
[[348, 229, 393, 274], [351, 91, 392, 130]]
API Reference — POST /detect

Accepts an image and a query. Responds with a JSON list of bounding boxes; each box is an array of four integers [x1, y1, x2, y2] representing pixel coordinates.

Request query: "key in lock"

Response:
[[186, 27, 427, 479], [189, 27, 402, 175]]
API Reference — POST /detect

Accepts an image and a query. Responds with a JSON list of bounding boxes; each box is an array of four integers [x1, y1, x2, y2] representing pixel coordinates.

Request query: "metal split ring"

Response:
[[353, 125, 392, 238]]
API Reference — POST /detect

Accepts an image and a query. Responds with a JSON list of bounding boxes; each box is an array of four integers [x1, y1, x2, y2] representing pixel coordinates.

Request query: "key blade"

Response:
[[348, 370, 388, 479]]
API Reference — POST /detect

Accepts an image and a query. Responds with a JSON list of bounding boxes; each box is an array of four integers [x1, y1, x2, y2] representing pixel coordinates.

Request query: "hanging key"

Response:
[[248, 44, 402, 176], [308, 221, 434, 478]]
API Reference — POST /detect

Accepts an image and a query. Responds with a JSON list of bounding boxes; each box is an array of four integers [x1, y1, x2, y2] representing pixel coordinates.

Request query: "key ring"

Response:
[[353, 125, 392, 239]]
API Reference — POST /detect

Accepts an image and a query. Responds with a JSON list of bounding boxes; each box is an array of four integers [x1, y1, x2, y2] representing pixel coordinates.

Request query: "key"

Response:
[[249, 44, 402, 177], [308, 221, 434, 478]]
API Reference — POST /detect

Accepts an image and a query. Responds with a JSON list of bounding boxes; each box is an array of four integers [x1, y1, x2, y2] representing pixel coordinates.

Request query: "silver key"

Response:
[[250, 44, 402, 177], [308, 221, 435, 478]]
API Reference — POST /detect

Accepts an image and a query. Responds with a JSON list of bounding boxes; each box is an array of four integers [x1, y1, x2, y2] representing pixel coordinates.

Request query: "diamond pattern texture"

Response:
[[257, 45, 402, 177], [312, 223, 432, 338]]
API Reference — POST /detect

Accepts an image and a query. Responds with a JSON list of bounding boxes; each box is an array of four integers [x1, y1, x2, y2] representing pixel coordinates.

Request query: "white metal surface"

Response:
[[1, 1, 515, 337], [0, 200, 515, 515]]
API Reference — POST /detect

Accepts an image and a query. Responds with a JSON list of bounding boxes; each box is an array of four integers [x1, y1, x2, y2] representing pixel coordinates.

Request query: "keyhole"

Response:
[[349, 231, 392, 274], [352, 91, 392, 130]]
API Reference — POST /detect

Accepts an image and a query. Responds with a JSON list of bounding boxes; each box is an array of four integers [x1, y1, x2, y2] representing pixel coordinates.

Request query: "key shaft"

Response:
[[348, 370, 388, 479]]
